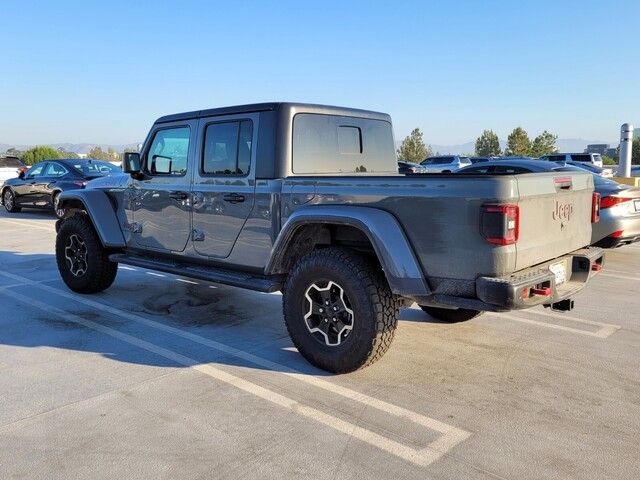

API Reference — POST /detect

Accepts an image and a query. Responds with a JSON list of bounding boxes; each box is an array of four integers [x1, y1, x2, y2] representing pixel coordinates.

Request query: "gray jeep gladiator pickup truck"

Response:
[[54, 102, 605, 373]]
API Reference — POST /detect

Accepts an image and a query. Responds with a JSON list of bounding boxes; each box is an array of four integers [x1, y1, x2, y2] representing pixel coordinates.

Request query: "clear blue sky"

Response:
[[1, 0, 638, 146]]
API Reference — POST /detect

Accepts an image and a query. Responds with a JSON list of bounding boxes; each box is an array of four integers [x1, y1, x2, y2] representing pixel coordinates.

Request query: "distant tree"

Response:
[[88, 146, 121, 162], [530, 130, 558, 157], [505, 127, 531, 156], [57, 147, 80, 159], [22, 146, 62, 165], [632, 137, 640, 165], [397, 128, 432, 162], [474, 130, 502, 156], [4, 147, 24, 159], [601, 155, 617, 166]]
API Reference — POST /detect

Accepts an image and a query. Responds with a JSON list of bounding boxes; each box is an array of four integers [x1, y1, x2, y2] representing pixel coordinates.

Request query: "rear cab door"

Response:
[[190, 113, 257, 258], [131, 120, 197, 252]]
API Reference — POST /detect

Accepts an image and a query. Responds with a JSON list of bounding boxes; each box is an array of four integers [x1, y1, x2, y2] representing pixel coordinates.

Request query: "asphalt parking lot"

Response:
[[0, 209, 639, 480]]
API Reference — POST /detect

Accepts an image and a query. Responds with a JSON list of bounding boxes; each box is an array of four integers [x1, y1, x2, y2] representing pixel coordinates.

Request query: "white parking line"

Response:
[[0, 270, 471, 467], [0, 218, 56, 232], [494, 310, 621, 339]]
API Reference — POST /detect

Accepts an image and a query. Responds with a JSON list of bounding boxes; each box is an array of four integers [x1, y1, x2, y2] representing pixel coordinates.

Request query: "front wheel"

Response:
[[3, 188, 21, 213], [56, 214, 118, 293], [420, 305, 483, 323], [52, 192, 65, 218], [283, 247, 400, 373]]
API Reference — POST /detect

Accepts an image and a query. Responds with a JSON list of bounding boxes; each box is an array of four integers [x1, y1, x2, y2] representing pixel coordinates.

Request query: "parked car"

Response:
[[544, 158, 612, 177], [420, 155, 472, 172], [397, 161, 427, 174], [458, 159, 640, 247], [0, 156, 26, 186], [539, 153, 604, 168], [631, 166, 640, 177], [54, 102, 603, 373], [468, 156, 496, 164], [1, 159, 120, 218]]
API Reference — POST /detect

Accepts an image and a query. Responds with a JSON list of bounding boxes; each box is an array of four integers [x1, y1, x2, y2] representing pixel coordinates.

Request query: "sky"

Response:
[[1, 0, 639, 146]]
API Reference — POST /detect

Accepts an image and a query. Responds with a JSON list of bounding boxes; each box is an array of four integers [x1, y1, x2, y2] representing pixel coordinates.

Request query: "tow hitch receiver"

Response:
[[547, 299, 575, 312]]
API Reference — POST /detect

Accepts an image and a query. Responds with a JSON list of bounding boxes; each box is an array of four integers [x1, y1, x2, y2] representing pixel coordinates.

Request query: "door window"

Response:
[[145, 127, 190, 175], [26, 164, 45, 177], [44, 162, 68, 177], [202, 120, 253, 175]]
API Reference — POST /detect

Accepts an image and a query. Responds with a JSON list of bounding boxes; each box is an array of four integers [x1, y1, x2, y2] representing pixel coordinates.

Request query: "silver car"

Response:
[[420, 155, 471, 173], [458, 159, 640, 247]]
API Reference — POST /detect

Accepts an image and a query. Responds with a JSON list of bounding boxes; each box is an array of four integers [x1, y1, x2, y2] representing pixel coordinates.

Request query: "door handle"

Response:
[[168, 191, 189, 200], [222, 193, 245, 203]]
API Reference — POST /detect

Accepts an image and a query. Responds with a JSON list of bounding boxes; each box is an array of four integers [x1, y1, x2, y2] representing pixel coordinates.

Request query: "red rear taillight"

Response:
[[600, 196, 632, 209], [608, 230, 624, 238], [591, 193, 601, 223], [481, 204, 519, 245]]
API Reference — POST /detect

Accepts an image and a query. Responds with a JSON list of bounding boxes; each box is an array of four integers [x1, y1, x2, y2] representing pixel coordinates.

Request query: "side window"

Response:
[[44, 163, 67, 177], [146, 127, 190, 176], [202, 120, 253, 175], [27, 164, 45, 177], [460, 166, 493, 173]]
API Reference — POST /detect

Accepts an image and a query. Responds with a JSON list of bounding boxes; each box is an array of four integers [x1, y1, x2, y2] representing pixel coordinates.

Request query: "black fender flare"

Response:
[[266, 206, 430, 296], [57, 189, 126, 248]]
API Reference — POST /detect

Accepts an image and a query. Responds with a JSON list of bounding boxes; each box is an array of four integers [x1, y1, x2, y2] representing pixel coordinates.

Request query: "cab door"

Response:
[[131, 121, 197, 253], [191, 114, 257, 258], [16, 163, 47, 205]]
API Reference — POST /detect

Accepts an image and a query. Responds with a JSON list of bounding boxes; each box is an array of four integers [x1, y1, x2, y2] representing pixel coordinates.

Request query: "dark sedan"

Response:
[[398, 161, 427, 174], [1, 159, 120, 217], [457, 159, 640, 248]]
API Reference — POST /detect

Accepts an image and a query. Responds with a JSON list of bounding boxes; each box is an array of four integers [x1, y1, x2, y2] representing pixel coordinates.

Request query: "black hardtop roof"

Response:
[[155, 102, 389, 124]]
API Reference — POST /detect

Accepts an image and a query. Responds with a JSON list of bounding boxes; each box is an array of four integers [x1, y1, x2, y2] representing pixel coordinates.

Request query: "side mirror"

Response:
[[18, 171, 25, 179], [123, 152, 141, 174]]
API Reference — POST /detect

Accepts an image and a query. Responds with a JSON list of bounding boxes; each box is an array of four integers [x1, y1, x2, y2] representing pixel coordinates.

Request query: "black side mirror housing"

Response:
[[123, 152, 141, 174], [18, 171, 25, 179]]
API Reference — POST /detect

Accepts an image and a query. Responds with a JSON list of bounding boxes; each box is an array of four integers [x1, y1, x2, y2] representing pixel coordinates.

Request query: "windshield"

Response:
[[68, 160, 120, 176], [423, 157, 454, 165]]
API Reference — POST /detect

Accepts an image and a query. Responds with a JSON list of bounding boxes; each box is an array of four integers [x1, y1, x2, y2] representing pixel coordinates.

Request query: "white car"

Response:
[[0, 157, 26, 186], [540, 153, 603, 168]]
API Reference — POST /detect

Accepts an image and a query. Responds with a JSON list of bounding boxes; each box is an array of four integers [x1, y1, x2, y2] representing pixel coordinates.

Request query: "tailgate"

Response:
[[515, 172, 594, 270]]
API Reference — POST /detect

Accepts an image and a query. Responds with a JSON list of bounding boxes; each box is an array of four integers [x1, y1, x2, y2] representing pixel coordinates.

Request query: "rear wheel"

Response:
[[420, 305, 483, 323], [283, 247, 399, 373], [3, 188, 21, 213], [56, 214, 118, 293]]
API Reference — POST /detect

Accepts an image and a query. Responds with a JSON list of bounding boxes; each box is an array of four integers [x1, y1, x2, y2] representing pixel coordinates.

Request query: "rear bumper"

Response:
[[414, 247, 605, 312], [475, 247, 605, 310]]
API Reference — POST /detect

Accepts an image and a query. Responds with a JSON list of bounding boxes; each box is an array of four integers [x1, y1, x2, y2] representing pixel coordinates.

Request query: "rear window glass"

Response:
[[292, 114, 395, 174], [68, 160, 119, 176], [423, 157, 454, 165], [570, 154, 592, 162], [0, 157, 24, 168]]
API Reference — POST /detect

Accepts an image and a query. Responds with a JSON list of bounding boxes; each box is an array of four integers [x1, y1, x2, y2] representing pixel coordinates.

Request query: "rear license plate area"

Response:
[[549, 260, 567, 286]]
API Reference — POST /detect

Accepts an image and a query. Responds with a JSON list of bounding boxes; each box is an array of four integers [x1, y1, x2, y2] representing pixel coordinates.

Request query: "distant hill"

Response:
[[0, 143, 140, 154]]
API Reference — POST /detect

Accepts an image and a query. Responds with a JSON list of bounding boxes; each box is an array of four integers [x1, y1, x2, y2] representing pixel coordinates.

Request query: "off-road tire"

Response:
[[56, 214, 118, 293], [3, 188, 21, 213], [420, 305, 483, 323], [283, 247, 400, 373]]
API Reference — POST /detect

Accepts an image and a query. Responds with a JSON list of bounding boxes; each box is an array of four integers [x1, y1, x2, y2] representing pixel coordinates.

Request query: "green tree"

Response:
[[632, 137, 640, 165], [21, 145, 62, 165], [397, 128, 432, 162], [57, 148, 80, 159], [474, 130, 502, 156], [530, 130, 558, 157], [88, 146, 121, 162], [601, 155, 617, 166], [505, 127, 531, 156]]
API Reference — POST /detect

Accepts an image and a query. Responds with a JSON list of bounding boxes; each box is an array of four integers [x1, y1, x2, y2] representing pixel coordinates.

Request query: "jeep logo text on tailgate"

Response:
[[553, 201, 574, 221]]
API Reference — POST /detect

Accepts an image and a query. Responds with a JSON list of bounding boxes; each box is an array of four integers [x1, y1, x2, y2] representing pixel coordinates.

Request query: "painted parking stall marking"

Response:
[[0, 270, 471, 467]]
